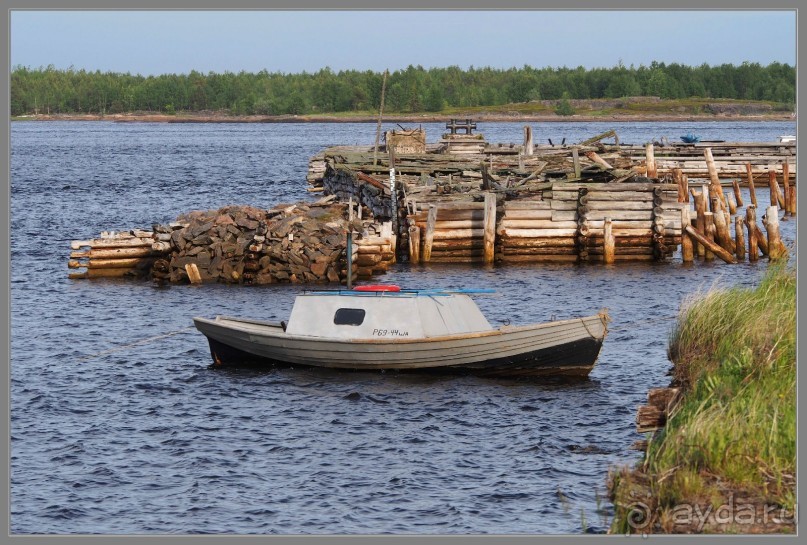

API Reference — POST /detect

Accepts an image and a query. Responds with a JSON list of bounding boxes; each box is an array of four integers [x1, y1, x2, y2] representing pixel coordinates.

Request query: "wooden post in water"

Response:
[[681, 207, 694, 263], [603, 217, 615, 264], [713, 208, 735, 254], [764, 206, 787, 260], [782, 162, 791, 216], [703, 212, 716, 261], [703, 183, 712, 212], [422, 205, 437, 262], [704, 148, 727, 209], [732, 179, 744, 207], [572, 147, 581, 179], [692, 188, 707, 258], [746, 206, 758, 262], [408, 225, 421, 264], [523, 126, 534, 156], [645, 143, 656, 178], [735, 216, 746, 262], [483, 192, 497, 264], [788, 186, 796, 215], [746, 163, 757, 207], [687, 223, 738, 264], [726, 192, 737, 215], [768, 170, 785, 209]]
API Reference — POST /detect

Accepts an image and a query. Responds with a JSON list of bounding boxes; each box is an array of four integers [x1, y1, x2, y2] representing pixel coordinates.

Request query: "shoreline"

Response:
[[13, 112, 796, 124]]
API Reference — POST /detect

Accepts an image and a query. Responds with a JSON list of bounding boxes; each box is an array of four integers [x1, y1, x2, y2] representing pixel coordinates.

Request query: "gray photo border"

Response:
[[2, 1, 802, 544]]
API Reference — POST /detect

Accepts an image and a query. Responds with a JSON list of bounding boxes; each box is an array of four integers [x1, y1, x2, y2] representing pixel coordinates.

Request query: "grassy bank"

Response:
[[610, 266, 796, 534]]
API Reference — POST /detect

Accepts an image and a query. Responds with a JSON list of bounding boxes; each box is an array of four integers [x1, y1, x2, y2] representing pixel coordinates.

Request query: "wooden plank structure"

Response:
[[69, 230, 167, 279]]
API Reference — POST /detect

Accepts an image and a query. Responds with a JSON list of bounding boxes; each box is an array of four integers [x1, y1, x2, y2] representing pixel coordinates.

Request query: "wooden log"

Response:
[[502, 209, 552, 220], [788, 186, 796, 216], [735, 216, 746, 261], [68, 257, 154, 269], [673, 169, 686, 203], [421, 205, 438, 262], [769, 171, 785, 209], [681, 207, 694, 263], [746, 206, 758, 262], [584, 150, 613, 169], [763, 206, 787, 260], [572, 147, 581, 178], [586, 191, 656, 202], [726, 192, 737, 215], [603, 218, 615, 264], [551, 210, 578, 222], [500, 237, 576, 248], [70, 247, 158, 259], [550, 200, 579, 211], [754, 223, 769, 256], [185, 263, 202, 284], [356, 254, 382, 267], [746, 162, 757, 207], [429, 248, 486, 258], [411, 209, 485, 222], [645, 143, 657, 178], [500, 219, 579, 230], [582, 210, 653, 221], [713, 209, 735, 254], [685, 224, 737, 264], [692, 189, 706, 258], [432, 220, 485, 230], [732, 179, 744, 207], [504, 200, 551, 210], [585, 201, 654, 211], [502, 247, 578, 256], [782, 162, 791, 216], [408, 225, 420, 264], [589, 246, 655, 256], [70, 237, 153, 250], [589, 254, 656, 263], [523, 126, 533, 156], [500, 228, 578, 238], [431, 229, 485, 240], [704, 148, 728, 209], [432, 238, 484, 250], [483, 192, 496, 264]]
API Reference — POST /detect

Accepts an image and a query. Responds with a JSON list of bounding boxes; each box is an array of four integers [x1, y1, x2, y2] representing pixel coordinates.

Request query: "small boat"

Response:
[[778, 135, 796, 143], [193, 286, 609, 378], [680, 133, 701, 144]]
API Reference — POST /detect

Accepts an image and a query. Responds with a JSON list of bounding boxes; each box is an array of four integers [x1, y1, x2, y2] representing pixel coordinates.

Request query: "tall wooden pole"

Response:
[[746, 206, 758, 262], [645, 143, 657, 178], [483, 192, 497, 264], [373, 69, 388, 167], [745, 162, 757, 207], [704, 148, 727, 210]]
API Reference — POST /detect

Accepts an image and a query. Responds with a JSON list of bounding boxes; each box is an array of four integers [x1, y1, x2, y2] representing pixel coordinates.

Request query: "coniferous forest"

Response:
[[11, 62, 795, 116]]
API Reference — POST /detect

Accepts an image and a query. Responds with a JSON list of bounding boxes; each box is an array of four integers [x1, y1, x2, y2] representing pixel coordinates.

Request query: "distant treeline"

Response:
[[11, 62, 795, 116]]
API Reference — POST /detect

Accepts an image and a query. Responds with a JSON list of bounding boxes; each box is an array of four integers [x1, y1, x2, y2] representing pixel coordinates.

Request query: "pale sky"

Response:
[[11, 10, 797, 75]]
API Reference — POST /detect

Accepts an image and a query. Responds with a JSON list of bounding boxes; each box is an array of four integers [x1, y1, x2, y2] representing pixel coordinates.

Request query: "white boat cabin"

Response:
[[284, 292, 493, 340]]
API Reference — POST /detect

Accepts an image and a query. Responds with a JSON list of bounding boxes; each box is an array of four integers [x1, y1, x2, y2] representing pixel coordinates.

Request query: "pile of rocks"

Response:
[[151, 200, 363, 285]]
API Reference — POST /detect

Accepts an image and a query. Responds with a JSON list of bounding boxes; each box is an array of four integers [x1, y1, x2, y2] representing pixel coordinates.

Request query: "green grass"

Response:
[[611, 266, 796, 533]]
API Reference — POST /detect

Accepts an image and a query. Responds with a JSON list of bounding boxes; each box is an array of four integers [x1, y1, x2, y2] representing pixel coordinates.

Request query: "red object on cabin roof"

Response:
[[353, 285, 401, 292]]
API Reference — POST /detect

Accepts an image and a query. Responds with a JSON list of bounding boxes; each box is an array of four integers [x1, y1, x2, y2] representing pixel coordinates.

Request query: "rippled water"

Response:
[[10, 120, 796, 534]]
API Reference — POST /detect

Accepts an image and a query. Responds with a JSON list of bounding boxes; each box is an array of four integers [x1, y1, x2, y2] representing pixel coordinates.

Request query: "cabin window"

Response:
[[334, 308, 366, 326]]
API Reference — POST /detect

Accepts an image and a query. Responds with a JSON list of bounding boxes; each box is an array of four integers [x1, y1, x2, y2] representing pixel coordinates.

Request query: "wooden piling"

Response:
[[788, 185, 796, 215], [422, 205, 437, 262], [764, 206, 787, 260], [483, 192, 496, 264], [692, 188, 706, 258], [713, 208, 735, 254], [646, 143, 656, 178], [686, 224, 737, 264], [746, 162, 757, 207], [730, 179, 743, 208], [735, 216, 746, 261], [523, 126, 534, 156], [681, 207, 694, 263], [584, 151, 613, 169], [408, 225, 421, 263], [782, 162, 791, 216], [185, 263, 202, 284], [673, 169, 687, 203], [746, 206, 758, 262], [704, 148, 727, 209], [603, 217, 615, 264], [769, 171, 785, 209], [572, 147, 581, 179], [726, 192, 737, 215]]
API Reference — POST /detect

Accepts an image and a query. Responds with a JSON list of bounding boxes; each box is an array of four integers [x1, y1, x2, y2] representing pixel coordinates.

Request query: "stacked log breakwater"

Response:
[[70, 199, 396, 284]]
